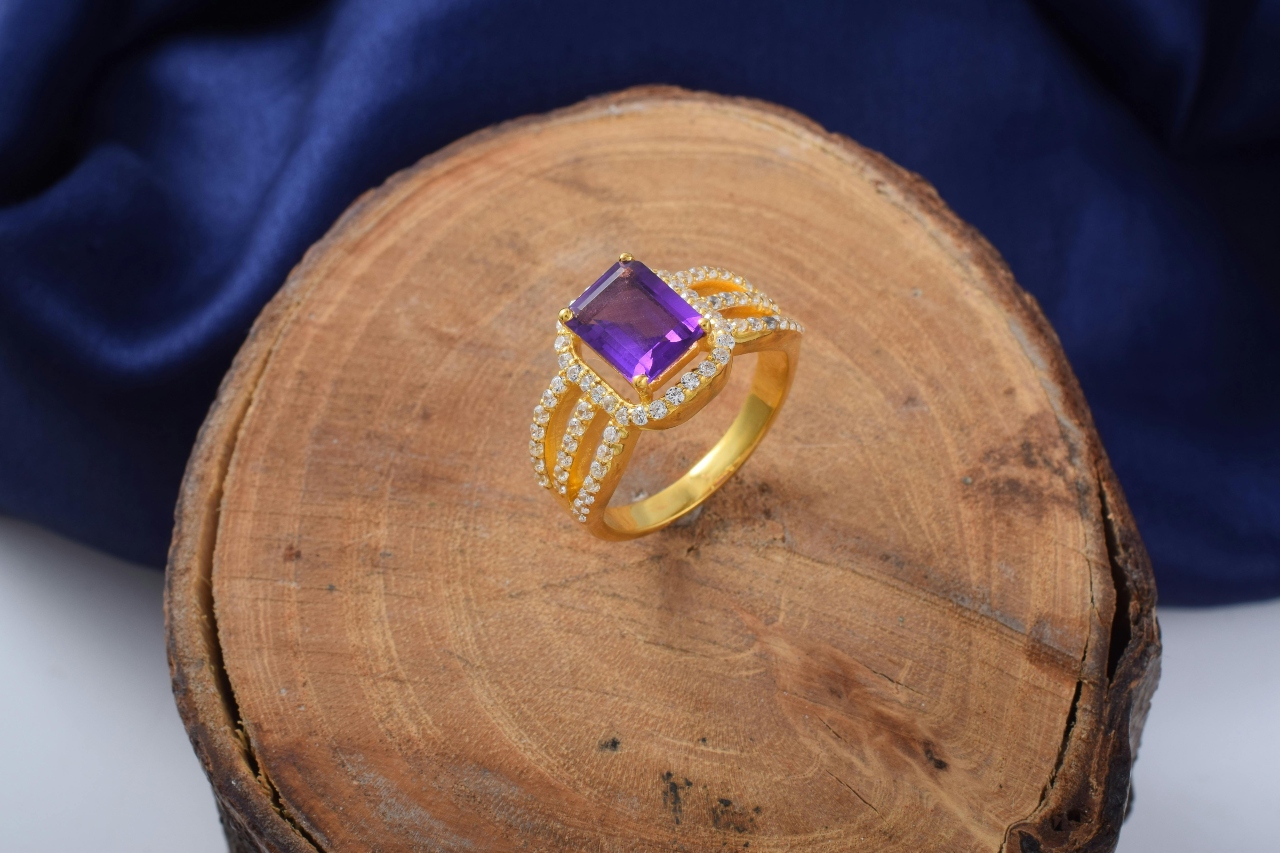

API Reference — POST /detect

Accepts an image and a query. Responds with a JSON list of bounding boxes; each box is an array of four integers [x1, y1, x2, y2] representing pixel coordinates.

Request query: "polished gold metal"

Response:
[[591, 330, 799, 539], [532, 263, 802, 540], [558, 307, 574, 323], [618, 252, 634, 263]]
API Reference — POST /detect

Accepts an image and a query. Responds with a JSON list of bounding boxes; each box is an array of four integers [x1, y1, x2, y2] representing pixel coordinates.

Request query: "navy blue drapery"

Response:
[[1, 0, 1277, 604]]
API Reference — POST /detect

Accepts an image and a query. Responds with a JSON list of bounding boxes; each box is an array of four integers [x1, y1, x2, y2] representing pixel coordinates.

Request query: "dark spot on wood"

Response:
[[1019, 831, 1043, 853], [326, 584, 336, 592], [753, 806, 761, 814], [661, 772, 683, 824], [283, 545, 302, 562], [598, 737, 620, 751], [711, 797, 757, 834], [699, 737, 707, 744], [1021, 440, 1038, 468], [879, 552, 906, 570], [961, 476, 973, 485], [923, 742, 948, 770]]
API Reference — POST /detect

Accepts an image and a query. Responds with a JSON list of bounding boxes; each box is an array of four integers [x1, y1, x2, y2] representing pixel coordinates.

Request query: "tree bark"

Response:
[[166, 86, 1159, 853]]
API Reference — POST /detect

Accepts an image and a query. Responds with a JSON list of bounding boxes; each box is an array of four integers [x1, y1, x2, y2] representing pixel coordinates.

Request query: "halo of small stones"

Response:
[[533, 266, 804, 506]]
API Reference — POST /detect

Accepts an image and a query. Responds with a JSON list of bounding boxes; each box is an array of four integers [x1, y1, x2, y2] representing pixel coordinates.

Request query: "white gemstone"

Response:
[[554, 334, 570, 351], [692, 299, 708, 312], [732, 275, 743, 287], [693, 268, 706, 282], [596, 444, 612, 460], [713, 347, 731, 364], [708, 295, 723, 310], [732, 318, 748, 332], [578, 373, 593, 391], [583, 478, 601, 493], [590, 461, 606, 479], [557, 451, 572, 467], [714, 331, 734, 348], [664, 387, 684, 406], [590, 385, 605, 404], [580, 504, 590, 515], [749, 317, 764, 331], [576, 513, 587, 522], [541, 391, 557, 410], [603, 425, 619, 443], [558, 352, 572, 369], [529, 440, 543, 456], [675, 270, 690, 285], [533, 405, 549, 425], [563, 437, 578, 452], [698, 360, 717, 377], [764, 316, 779, 330], [568, 418, 584, 436], [558, 485, 567, 495], [582, 494, 595, 505], [681, 372, 700, 391], [555, 467, 568, 482], [550, 376, 566, 395], [721, 293, 737, 307], [537, 475, 550, 488], [614, 408, 629, 426], [534, 460, 546, 473], [648, 400, 668, 419], [530, 424, 545, 440], [631, 406, 648, 426], [566, 364, 582, 382], [742, 280, 753, 292], [601, 395, 618, 413]]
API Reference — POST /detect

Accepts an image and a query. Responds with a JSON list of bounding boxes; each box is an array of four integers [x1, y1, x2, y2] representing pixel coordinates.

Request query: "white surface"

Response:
[[0, 518, 224, 853], [0, 515, 1275, 851], [1119, 597, 1280, 852]]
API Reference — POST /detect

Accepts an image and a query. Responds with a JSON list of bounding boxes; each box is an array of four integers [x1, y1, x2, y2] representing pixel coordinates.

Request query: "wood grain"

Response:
[[166, 87, 1159, 853]]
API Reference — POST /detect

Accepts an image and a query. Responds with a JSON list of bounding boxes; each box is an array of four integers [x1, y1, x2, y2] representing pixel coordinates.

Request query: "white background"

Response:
[[0, 516, 1275, 852]]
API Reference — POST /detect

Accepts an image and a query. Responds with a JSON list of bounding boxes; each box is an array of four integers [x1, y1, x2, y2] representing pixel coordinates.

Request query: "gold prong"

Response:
[[631, 374, 651, 402], [618, 252, 634, 264], [558, 307, 574, 323], [698, 317, 712, 332]]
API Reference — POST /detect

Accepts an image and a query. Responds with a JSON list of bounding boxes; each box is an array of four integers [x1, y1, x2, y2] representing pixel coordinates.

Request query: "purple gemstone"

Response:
[[565, 260, 705, 383]]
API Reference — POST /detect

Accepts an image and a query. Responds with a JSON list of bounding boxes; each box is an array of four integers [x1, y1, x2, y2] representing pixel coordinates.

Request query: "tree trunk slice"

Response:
[[166, 87, 1159, 853]]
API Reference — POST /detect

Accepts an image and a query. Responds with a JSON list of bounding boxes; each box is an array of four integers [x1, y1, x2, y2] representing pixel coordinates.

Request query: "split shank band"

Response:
[[528, 255, 803, 539]]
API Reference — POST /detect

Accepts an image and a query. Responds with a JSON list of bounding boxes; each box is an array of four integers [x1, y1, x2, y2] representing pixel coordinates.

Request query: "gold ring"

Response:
[[528, 255, 803, 539]]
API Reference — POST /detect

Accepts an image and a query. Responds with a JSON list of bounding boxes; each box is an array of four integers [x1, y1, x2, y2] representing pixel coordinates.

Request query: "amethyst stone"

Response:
[[565, 260, 704, 383]]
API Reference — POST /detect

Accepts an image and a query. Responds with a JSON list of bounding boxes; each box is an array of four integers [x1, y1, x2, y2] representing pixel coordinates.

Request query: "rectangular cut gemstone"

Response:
[[565, 260, 704, 383]]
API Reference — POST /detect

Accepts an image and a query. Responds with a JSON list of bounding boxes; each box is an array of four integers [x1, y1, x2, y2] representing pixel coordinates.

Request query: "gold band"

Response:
[[528, 265, 802, 539]]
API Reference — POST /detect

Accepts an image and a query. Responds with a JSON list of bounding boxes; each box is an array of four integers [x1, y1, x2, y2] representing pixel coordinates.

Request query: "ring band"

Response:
[[528, 256, 803, 539]]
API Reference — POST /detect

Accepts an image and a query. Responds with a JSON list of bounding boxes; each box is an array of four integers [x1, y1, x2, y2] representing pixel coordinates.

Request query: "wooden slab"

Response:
[[166, 87, 1159, 853]]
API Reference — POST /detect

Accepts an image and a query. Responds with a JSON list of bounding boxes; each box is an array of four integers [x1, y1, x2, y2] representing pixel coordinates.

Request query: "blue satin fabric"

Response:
[[0, 1, 1276, 604]]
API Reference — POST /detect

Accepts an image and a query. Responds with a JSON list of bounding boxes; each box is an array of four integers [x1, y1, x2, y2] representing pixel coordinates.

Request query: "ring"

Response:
[[528, 254, 803, 539]]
